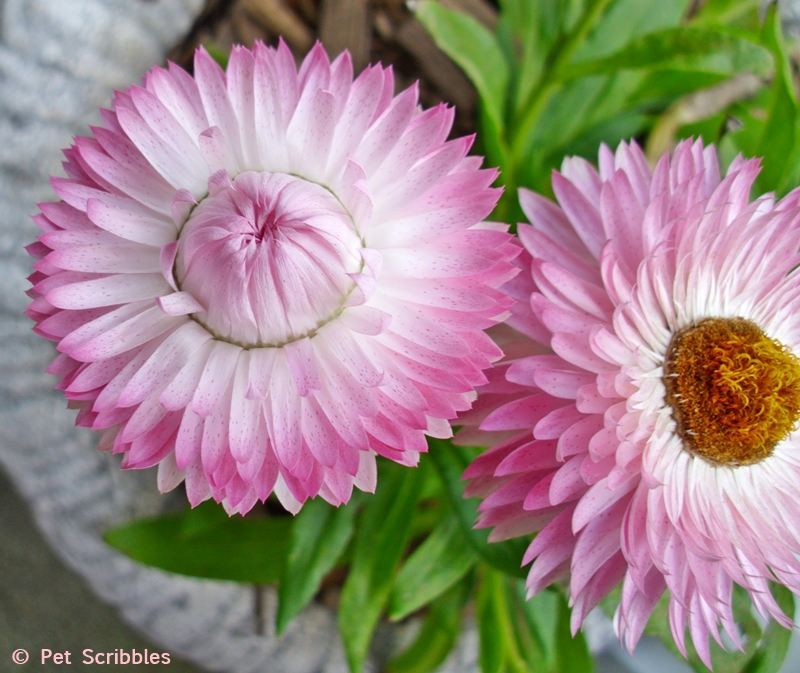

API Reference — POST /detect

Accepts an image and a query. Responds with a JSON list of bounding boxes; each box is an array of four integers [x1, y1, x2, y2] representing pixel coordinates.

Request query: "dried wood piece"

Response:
[[391, 15, 475, 112], [373, 10, 395, 41], [212, 13, 238, 54], [240, 0, 314, 54], [287, 0, 318, 25], [319, 0, 372, 72], [231, 3, 273, 48], [166, 0, 233, 68], [438, 0, 497, 30]]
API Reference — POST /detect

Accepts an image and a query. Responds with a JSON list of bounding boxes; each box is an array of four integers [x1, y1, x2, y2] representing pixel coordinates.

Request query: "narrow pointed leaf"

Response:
[[415, 1, 508, 128], [389, 513, 478, 621], [415, 0, 510, 171], [689, 0, 759, 27], [427, 437, 528, 578], [105, 501, 292, 583], [387, 576, 473, 673], [338, 462, 426, 673], [477, 567, 509, 673], [755, 4, 798, 194], [515, 582, 559, 671], [476, 565, 529, 673], [552, 589, 593, 673], [277, 496, 358, 634], [741, 585, 794, 673], [563, 27, 772, 81]]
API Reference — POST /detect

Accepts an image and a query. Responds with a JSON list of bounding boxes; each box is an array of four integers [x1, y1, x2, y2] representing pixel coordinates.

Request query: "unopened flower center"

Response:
[[664, 317, 800, 466], [175, 172, 362, 348]]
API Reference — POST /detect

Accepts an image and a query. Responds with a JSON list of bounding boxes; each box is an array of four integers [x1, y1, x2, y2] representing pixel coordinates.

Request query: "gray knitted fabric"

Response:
[[0, 1, 795, 672]]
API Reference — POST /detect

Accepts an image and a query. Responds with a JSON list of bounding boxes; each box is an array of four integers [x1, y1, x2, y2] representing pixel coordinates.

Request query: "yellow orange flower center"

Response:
[[664, 317, 800, 466]]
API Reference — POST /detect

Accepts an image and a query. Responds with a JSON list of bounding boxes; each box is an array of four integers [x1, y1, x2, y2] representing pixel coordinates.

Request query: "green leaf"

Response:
[[551, 589, 593, 673], [476, 566, 528, 673], [497, 0, 582, 118], [520, 583, 593, 673], [689, 0, 760, 28], [476, 571, 505, 673], [204, 42, 230, 69], [104, 501, 292, 584], [416, 1, 508, 124], [754, 4, 798, 195], [676, 111, 728, 148], [741, 585, 794, 673], [555, 109, 649, 167], [514, 584, 559, 670], [386, 575, 473, 673], [476, 567, 582, 673], [508, 0, 617, 166], [405, 468, 448, 542], [276, 496, 358, 634], [573, 0, 691, 61], [427, 438, 528, 578], [338, 462, 426, 673], [415, 0, 510, 169], [777, 141, 800, 197], [511, 0, 691, 190], [631, 69, 729, 107], [389, 513, 478, 621], [563, 27, 772, 81], [718, 86, 771, 163]]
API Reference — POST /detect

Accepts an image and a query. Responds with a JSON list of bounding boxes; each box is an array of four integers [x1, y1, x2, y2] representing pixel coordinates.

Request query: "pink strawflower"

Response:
[[26, 42, 518, 515], [462, 139, 800, 666]]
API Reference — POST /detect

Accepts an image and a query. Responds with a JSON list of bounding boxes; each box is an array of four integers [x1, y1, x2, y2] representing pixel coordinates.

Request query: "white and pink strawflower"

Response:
[[26, 42, 519, 515], [462, 139, 800, 665]]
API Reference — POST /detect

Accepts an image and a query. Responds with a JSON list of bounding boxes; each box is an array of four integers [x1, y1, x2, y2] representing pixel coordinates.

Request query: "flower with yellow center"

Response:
[[461, 139, 800, 667], [665, 317, 800, 466]]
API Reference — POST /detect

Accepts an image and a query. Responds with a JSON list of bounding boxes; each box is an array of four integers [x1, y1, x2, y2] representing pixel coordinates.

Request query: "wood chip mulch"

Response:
[[168, 0, 499, 138]]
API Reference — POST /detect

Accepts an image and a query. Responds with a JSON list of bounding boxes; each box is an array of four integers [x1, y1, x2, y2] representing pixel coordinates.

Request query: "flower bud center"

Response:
[[664, 317, 800, 466], [175, 172, 362, 348]]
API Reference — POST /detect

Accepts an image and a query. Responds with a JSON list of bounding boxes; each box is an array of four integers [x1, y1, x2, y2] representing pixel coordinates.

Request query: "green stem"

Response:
[[510, 0, 614, 160], [481, 565, 530, 673]]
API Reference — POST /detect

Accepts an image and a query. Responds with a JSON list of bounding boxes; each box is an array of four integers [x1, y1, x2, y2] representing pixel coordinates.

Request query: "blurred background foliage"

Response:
[[107, 1, 800, 672], [416, 0, 796, 220]]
